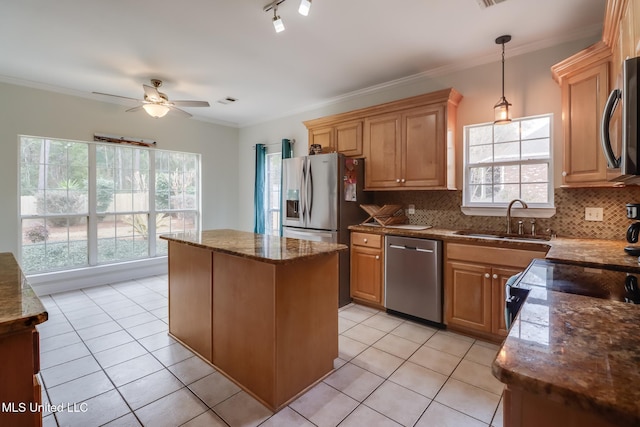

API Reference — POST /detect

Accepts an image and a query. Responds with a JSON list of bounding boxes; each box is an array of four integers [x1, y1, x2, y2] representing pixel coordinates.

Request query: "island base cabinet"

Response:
[[212, 252, 338, 410], [504, 386, 618, 427], [0, 329, 42, 427], [168, 242, 212, 361]]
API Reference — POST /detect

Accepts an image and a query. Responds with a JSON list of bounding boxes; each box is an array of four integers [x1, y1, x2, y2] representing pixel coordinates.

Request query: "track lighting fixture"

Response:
[[298, 0, 312, 16], [494, 35, 512, 124], [272, 4, 285, 33], [264, 0, 312, 33]]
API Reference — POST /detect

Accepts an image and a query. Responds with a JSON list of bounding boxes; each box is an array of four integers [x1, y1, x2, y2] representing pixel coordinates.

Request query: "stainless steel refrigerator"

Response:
[[282, 152, 372, 307]]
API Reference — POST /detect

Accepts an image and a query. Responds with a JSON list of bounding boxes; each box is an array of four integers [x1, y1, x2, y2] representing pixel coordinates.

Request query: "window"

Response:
[[264, 152, 282, 236], [463, 114, 553, 213], [20, 136, 200, 274]]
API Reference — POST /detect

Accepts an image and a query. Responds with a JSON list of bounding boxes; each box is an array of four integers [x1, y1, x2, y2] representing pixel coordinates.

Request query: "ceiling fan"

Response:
[[93, 79, 210, 118]]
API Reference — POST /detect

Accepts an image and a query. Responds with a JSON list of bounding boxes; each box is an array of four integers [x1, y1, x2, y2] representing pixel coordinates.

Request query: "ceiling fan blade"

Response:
[[168, 106, 192, 118], [171, 100, 210, 108], [125, 105, 145, 113], [143, 84, 162, 102], [92, 92, 140, 102]]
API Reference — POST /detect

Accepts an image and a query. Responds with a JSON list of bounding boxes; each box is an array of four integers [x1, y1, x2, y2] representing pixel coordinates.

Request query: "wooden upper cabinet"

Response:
[[309, 127, 335, 153], [403, 105, 446, 188], [551, 42, 615, 187], [363, 113, 402, 188], [303, 88, 462, 187]]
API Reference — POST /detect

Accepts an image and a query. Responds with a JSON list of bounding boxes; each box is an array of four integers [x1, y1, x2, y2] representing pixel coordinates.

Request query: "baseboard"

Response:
[[27, 257, 168, 296]]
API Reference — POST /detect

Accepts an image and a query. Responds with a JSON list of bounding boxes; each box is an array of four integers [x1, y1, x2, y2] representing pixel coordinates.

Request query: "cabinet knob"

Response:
[[363, 238, 368, 243], [562, 171, 567, 177], [493, 274, 498, 279], [401, 178, 406, 183], [484, 273, 490, 278], [375, 255, 380, 260], [396, 178, 401, 183]]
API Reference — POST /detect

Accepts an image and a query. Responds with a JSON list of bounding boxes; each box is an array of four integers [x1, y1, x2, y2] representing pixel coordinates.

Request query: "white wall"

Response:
[[0, 82, 239, 257], [236, 36, 600, 232]]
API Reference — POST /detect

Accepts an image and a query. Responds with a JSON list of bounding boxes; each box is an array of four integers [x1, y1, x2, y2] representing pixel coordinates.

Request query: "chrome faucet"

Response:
[[506, 199, 528, 234]]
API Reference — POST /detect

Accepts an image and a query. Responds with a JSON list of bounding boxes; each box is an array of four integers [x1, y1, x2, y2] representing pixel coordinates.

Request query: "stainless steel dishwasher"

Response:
[[385, 236, 442, 325]]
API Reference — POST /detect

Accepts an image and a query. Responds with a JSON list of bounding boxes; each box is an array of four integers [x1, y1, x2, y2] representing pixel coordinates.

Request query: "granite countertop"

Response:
[[348, 224, 639, 271], [0, 252, 47, 335], [493, 287, 640, 425], [160, 229, 348, 264]]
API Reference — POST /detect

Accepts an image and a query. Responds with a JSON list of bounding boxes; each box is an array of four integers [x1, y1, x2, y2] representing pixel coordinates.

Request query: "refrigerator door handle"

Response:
[[307, 161, 313, 220], [300, 160, 307, 223]]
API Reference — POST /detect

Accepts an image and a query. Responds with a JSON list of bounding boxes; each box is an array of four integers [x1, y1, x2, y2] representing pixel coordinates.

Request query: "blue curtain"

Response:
[[280, 139, 293, 236], [254, 144, 266, 234]]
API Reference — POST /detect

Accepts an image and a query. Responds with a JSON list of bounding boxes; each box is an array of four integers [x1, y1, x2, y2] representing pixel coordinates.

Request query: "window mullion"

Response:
[[88, 144, 97, 266], [149, 150, 157, 257]]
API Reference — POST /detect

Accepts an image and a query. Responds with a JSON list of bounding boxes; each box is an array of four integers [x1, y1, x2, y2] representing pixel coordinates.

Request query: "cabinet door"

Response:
[[491, 267, 522, 337], [364, 113, 402, 189], [350, 245, 383, 305], [309, 127, 335, 153], [336, 121, 363, 157], [402, 105, 446, 187], [445, 261, 492, 333], [562, 62, 610, 185]]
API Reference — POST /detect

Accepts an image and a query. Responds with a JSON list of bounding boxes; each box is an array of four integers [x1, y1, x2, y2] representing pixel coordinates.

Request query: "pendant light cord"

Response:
[[501, 42, 505, 99]]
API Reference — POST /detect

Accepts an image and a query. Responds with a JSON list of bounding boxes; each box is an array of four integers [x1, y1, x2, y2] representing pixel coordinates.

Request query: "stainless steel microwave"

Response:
[[602, 56, 640, 184]]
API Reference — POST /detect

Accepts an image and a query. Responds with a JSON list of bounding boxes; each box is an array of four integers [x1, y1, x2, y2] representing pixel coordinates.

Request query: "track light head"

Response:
[[298, 0, 311, 16]]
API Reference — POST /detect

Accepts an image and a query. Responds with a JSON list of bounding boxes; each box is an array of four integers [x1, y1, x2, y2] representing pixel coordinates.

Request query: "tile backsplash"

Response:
[[374, 187, 640, 240]]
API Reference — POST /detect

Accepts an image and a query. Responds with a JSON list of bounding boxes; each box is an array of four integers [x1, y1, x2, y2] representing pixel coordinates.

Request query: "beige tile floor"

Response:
[[36, 275, 504, 427]]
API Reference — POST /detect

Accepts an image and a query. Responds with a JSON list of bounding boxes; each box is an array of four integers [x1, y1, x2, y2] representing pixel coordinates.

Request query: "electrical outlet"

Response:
[[585, 207, 603, 221], [407, 204, 416, 215]]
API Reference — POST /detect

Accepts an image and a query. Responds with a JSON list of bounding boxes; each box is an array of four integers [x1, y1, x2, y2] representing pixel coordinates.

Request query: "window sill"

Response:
[[461, 206, 556, 218]]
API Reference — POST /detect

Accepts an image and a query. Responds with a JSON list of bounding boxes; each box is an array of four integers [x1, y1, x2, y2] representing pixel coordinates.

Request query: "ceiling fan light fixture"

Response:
[[143, 103, 170, 118], [494, 34, 512, 125], [298, 0, 311, 16]]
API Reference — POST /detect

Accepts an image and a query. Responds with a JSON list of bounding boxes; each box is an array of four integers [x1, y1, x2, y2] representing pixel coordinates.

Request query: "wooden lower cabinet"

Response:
[[350, 232, 384, 307], [168, 242, 212, 361], [0, 328, 42, 427], [503, 385, 618, 427], [445, 243, 546, 341]]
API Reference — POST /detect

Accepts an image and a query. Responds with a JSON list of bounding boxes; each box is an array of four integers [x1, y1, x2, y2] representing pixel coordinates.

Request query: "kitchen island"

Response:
[[0, 252, 48, 427], [160, 229, 347, 411]]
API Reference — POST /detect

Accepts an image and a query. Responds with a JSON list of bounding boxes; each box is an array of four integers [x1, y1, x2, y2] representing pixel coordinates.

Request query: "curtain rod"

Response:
[[252, 139, 295, 150]]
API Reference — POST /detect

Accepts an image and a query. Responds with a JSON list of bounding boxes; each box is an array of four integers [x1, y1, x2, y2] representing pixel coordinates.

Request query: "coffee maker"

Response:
[[625, 203, 640, 255]]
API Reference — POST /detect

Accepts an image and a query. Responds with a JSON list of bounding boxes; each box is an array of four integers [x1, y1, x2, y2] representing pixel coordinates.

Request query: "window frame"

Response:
[[19, 135, 201, 274], [264, 151, 282, 237], [461, 114, 555, 217]]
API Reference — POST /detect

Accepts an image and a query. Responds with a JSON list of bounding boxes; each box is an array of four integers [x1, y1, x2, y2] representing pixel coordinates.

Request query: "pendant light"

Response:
[[494, 35, 512, 124]]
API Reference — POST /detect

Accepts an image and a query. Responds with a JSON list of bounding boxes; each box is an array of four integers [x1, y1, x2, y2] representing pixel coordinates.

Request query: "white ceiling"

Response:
[[1, 0, 606, 127]]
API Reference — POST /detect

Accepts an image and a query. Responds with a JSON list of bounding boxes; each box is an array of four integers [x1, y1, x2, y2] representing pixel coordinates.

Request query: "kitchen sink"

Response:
[[454, 230, 551, 241]]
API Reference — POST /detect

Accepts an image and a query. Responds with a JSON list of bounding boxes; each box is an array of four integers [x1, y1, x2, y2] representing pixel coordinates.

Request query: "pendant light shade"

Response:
[[494, 35, 512, 124], [143, 103, 170, 118]]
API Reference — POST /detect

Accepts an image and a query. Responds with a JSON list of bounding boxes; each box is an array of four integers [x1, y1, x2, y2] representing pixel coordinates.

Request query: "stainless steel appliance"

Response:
[[281, 152, 372, 307], [384, 236, 443, 325], [625, 203, 640, 256], [601, 56, 640, 183], [505, 259, 640, 329]]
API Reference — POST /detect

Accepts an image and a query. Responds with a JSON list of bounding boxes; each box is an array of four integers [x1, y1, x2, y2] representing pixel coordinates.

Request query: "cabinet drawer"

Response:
[[446, 243, 547, 269], [351, 232, 382, 249]]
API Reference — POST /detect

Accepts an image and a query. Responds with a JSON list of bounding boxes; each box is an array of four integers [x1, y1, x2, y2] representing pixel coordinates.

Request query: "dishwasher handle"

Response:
[[388, 244, 434, 253]]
